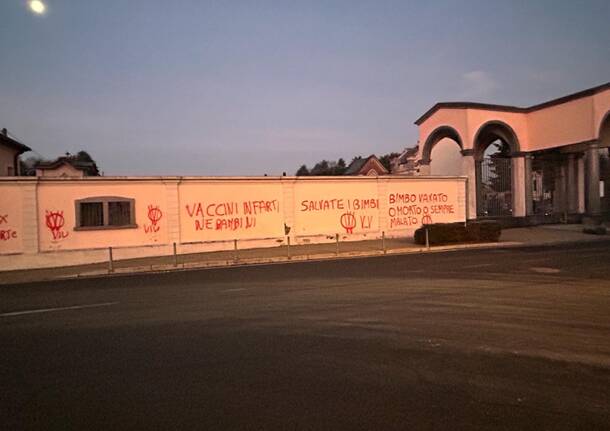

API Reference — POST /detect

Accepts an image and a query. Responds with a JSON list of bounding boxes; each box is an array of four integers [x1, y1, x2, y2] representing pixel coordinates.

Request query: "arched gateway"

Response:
[[415, 82, 610, 223], [473, 121, 521, 217]]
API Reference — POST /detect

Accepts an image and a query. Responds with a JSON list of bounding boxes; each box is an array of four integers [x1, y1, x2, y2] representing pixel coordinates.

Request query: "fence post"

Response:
[[287, 236, 291, 260], [335, 233, 339, 256], [425, 228, 430, 250], [108, 246, 114, 273], [233, 239, 238, 263], [381, 231, 386, 254], [173, 242, 178, 267]]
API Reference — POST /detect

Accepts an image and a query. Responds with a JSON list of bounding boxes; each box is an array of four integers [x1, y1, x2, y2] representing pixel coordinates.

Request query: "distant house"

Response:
[[391, 146, 419, 175], [344, 155, 389, 176], [0, 128, 31, 176], [35, 155, 100, 178]]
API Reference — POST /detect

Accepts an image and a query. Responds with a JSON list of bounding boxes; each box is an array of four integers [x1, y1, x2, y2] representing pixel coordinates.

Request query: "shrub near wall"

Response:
[[414, 221, 501, 245]]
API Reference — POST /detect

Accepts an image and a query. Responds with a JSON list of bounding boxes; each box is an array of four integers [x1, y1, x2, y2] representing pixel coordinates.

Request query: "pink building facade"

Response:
[[416, 82, 610, 223]]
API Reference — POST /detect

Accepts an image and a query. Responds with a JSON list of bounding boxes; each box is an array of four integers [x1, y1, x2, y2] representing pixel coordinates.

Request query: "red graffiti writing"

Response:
[[388, 192, 455, 229], [302, 199, 345, 212], [340, 212, 356, 234], [388, 204, 454, 217], [148, 205, 162, 226], [0, 229, 17, 241], [360, 215, 373, 229], [186, 200, 278, 232], [301, 198, 378, 212], [0, 215, 18, 241], [186, 200, 279, 218], [195, 216, 256, 231], [144, 205, 163, 234], [243, 200, 279, 215], [389, 216, 420, 228], [389, 193, 449, 204], [45, 210, 69, 240]]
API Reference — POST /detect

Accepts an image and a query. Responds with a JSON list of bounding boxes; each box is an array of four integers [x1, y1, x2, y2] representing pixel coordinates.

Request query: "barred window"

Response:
[[80, 202, 104, 227], [108, 201, 131, 226], [75, 197, 136, 230]]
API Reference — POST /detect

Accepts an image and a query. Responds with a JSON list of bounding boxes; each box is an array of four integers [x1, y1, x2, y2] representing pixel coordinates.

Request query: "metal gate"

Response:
[[476, 157, 512, 217], [531, 156, 557, 216]]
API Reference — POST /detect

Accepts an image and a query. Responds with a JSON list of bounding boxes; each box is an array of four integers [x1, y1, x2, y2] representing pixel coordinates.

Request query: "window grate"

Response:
[[80, 202, 104, 227], [75, 197, 135, 230]]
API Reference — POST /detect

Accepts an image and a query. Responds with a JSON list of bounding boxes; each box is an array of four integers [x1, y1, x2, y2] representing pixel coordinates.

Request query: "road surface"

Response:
[[2, 242, 610, 430]]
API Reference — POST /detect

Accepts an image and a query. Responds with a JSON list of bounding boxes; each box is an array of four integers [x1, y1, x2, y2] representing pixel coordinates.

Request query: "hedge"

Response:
[[414, 221, 502, 245]]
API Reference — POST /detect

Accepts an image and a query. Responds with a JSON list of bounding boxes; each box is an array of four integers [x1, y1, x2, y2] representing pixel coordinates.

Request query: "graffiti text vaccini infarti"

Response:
[[186, 200, 280, 231]]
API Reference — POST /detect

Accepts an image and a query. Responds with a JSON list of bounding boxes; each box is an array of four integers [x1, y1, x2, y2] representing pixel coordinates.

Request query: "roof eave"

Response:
[[414, 81, 610, 126], [0, 135, 32, 154]]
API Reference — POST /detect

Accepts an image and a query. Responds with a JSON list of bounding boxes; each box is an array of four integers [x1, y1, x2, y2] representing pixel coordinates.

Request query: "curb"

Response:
[[3, 236, 610, 286]]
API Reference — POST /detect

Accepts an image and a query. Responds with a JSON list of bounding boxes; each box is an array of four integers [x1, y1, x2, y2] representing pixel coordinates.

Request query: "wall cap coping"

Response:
[[414, 81, 610, 125], [0, 175, 468, 183]]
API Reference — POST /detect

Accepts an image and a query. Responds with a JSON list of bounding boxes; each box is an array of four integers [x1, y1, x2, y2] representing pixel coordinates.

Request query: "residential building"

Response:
[[36, 155, 100, 177], [0, 128, 31, 176], [344, 155, 389, 176], [391, 146, 419, 175]]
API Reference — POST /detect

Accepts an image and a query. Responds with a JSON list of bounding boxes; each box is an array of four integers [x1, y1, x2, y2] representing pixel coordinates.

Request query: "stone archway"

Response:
[[473, 121, 521, 217], [420, 125, 478, 217], [420, 126, 463, 166], [430, 138, 463, 176]]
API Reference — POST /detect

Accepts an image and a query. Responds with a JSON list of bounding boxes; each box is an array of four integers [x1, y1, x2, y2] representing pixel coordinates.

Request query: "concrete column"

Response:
[[524, 154, 533, 216], [376, 178, 388, 234], [553, 162, 568, 215], [281, 176, 296, 239], [577, 155, 586, 214], [511, 156, 526, 217], [586, 142, 601, 216], [164, 180, 181, 245], [461, 154, 477, 220], [566, 154, 578, 213], [20, 179, 40, 254]]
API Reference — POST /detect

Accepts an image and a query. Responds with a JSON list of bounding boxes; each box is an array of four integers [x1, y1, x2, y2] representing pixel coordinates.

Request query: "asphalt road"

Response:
[[2, 242, 610, 430]]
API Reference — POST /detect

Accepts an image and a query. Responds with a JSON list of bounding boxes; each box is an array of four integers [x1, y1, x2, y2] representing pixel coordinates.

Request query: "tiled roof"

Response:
[[344, 157, 369, 175]]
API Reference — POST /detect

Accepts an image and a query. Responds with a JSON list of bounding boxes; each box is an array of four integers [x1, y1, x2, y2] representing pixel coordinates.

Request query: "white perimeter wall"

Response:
[[0, 176, 466, 270]]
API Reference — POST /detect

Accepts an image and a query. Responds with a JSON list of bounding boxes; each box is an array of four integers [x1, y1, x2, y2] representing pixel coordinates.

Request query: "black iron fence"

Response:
[[476, 157, 512, 217], [531, 155, 558, 216]]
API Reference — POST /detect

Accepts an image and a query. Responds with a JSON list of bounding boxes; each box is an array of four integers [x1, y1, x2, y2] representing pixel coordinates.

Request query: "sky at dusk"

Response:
[[1, 0, 609, 176]]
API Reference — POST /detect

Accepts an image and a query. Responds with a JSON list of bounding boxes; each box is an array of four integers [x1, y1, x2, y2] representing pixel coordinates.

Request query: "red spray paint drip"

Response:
[[340, 212, 357, 234]]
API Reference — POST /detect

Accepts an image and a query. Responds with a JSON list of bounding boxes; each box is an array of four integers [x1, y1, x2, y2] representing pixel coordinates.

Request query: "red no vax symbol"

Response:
[[45, 210, 69, 240]]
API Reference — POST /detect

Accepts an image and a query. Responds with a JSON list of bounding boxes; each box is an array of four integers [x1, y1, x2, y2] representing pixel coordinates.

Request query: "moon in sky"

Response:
[[28, 0, 46, 15]]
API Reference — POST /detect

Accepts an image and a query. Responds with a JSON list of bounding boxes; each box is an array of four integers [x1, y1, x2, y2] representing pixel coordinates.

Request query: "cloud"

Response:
[[458, 70, 498, 100]]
